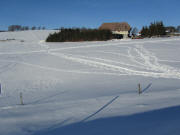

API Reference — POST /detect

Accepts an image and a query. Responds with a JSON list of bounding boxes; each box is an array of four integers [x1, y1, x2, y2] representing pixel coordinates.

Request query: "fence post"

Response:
[[138, 83, 142, 95], [0, 83, 1, 95], [20, 92, 24, 105]]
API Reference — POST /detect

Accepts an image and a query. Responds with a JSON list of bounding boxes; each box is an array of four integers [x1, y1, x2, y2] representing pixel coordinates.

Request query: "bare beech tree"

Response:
[[131, 27, 138, 37]]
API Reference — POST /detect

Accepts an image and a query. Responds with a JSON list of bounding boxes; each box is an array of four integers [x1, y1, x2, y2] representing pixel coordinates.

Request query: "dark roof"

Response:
[[99, 22, 131, 31]]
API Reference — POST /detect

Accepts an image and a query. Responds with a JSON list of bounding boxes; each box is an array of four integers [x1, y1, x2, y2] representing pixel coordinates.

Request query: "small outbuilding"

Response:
[[99, 22, 131, 39]]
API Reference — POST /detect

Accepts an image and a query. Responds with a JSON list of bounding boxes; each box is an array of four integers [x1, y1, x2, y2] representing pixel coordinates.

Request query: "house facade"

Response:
[[99, 22, 131, 39]]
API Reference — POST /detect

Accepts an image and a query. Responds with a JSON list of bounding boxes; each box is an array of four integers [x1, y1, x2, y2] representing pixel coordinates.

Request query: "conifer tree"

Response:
[[141, 21, 166, 37], [46, 28, 113, 42]]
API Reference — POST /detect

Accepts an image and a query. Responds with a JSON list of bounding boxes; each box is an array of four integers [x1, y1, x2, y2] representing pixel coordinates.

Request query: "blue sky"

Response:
[[0, 0, 180, 30]]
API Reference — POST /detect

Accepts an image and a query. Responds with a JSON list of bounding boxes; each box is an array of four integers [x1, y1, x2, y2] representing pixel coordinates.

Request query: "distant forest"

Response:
[[46, 28, 113, 42], [8, 25, 46, 31]]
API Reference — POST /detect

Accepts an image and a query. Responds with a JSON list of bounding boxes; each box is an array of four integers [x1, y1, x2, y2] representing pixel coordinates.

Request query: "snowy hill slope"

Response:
[[0, 31, 180, 135], [0, 30, 56, 42]]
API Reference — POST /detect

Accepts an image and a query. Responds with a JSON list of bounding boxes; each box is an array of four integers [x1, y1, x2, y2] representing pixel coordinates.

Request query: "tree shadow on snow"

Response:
[[142, 83, 152, 93], [33, 105, 180, 135]]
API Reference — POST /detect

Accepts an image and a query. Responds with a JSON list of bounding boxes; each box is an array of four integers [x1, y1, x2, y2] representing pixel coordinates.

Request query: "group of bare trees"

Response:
[[8, 25, 46, 31], [131, 27, 138, 37]]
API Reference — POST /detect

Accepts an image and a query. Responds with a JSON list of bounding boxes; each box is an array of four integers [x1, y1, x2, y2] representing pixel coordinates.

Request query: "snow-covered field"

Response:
[[0, 30, 180, 135]]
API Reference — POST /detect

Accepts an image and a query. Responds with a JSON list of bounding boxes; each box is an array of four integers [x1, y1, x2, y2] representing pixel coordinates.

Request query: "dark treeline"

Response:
[[141, 21, 166, 37], [46, 28, 113, 42], [8, 25, 46, 31]]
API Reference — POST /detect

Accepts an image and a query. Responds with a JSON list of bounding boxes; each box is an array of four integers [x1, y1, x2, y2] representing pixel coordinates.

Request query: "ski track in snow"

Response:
[[0, 59, 128, 76], [39, 38, 180, 80], [49, 49, 180, 79], [1, 38, 180, 79], [0, 50, 46, 55], [0, 62, 17, 74]]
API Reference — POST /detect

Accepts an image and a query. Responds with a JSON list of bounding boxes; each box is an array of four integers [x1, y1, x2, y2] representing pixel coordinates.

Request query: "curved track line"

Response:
[[50, 52, 180, 79], [59, 53, 153, 71], [0, 60, 128, 76], [0, 50, 46, 55]]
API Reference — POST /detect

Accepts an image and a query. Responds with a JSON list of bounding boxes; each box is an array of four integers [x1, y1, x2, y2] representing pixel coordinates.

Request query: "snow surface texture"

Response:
[[0, 30, 180, 135]]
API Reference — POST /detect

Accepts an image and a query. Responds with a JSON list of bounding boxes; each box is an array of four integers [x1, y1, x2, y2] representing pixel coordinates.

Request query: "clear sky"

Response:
[[0, 0, 180, 30]]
